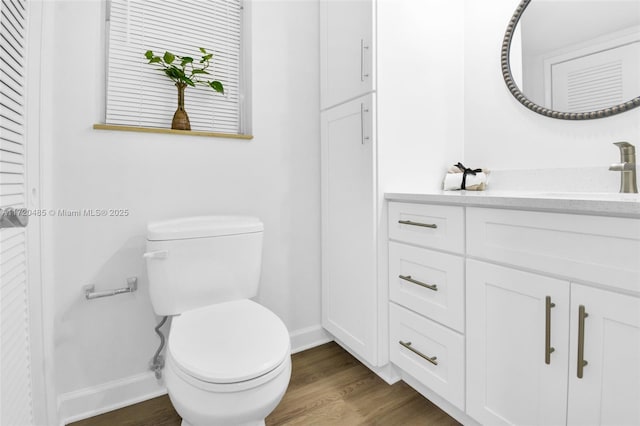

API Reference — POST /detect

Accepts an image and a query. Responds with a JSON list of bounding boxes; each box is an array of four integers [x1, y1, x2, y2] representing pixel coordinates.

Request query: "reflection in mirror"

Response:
[[503, 0, 640, 119]]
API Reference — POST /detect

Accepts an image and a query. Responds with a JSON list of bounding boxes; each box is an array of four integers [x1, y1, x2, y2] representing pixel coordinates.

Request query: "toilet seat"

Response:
[[168, 299, 290, 385]]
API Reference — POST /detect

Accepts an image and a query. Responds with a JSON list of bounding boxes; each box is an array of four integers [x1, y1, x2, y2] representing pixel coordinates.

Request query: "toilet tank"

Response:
[[145, 216, 264, 316]]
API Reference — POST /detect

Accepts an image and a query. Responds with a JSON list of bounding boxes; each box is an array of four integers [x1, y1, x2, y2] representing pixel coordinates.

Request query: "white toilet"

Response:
[[144, 216, 291, 426]]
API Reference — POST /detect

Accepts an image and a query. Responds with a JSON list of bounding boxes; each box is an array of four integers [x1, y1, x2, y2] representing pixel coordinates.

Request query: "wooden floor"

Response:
[[70, 342, 459, 426]]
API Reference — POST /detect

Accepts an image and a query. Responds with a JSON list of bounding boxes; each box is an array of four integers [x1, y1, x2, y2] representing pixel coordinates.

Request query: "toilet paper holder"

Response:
[[84, 277, 138, 300]]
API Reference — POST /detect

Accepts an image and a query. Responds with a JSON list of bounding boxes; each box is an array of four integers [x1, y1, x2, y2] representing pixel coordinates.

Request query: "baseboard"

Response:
[[289, 325, 333, 354], [333, 338, 402, 385], [55, 331, 474, 426], [56, 327, 330, 424], [401, 372, 479, 426], [57, 371, 166, 425]]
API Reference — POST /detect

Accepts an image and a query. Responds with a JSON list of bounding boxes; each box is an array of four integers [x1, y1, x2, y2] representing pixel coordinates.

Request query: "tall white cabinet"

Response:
[[321, 95, 377, 363], [320, 0, 373, 110], [320, 0, 381, 366], [319, 0, 464, 369]]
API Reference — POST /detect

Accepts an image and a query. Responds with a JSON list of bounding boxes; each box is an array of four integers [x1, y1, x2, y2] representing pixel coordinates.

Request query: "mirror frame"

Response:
[[501, 0, 640, 119]]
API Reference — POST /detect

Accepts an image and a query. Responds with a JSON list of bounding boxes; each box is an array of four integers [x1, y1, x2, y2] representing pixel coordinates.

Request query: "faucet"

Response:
[[609, 142, 638, 193]]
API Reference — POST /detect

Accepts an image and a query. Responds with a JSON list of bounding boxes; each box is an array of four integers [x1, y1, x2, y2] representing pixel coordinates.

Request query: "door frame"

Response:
[[26, 0, 57, 423]]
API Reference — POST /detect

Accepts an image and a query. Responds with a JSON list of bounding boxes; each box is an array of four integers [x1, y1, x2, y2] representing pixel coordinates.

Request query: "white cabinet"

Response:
[[321, 94, 377, 364], [388, 242, 464, 332], [386, 197, 640, 425], [319, 1, 458, 370], [466, 260, 570, 426], [388, 202, 465, 254], [389, 303, 465, 410], [567, 284, 640, 426], [465, 207, 640, 426], [387, 202, 467, 413], [320, 0, 373, 109], [467, 260, 640, 426]]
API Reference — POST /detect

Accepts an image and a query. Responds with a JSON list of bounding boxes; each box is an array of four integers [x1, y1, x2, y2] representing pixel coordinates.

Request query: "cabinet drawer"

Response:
[[388, 202, 464, 254], [389, 303, 465, 410], [389, 241, 464, 332], [467, 208, 640, 293]]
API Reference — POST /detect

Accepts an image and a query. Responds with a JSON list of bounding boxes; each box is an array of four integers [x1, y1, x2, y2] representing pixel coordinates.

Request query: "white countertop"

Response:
[[385, 191, 640, 218]]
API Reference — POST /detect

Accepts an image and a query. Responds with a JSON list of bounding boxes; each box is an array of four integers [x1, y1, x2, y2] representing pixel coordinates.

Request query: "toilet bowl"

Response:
[[165, 300, 291, 426], [144, 216, 291, 426]]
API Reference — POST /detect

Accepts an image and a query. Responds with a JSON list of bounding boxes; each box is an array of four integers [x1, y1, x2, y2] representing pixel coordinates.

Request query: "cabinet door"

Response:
[[568, 285, 640, 426], [466, 260, 570, 426], [321, 95, 376, 365], [320, 0, 373, 109]]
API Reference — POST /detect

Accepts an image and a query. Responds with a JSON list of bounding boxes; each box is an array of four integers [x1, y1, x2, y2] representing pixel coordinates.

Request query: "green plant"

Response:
[[144, 48, 224, 94]]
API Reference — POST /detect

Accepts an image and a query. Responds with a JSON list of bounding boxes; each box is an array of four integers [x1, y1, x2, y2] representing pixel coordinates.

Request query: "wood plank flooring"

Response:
[[70, 342, 459, 426]]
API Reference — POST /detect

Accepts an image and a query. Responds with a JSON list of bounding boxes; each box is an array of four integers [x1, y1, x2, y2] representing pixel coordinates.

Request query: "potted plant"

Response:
[[144, 48, 224, 130]]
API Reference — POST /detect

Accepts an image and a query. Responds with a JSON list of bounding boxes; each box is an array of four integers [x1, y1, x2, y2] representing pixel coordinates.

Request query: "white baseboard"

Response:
[[57, 326, 331, 424], [401, 372, 479, 426], [57, 371, 166, 425], [289, 324, 333, 354], [333, 338, 402, 385]]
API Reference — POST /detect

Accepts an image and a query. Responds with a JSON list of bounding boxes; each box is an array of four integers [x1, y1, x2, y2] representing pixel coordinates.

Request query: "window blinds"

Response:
[[0, 0, 34, 424], [106, 0, 242, 133]]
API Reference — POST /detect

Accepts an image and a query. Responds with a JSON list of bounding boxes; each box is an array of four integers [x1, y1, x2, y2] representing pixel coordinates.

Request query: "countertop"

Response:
[[385, 191, 640, 218]]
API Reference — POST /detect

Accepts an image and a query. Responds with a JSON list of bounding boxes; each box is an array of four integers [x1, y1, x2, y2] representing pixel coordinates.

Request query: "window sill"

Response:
[[93, 124, 254, 140]]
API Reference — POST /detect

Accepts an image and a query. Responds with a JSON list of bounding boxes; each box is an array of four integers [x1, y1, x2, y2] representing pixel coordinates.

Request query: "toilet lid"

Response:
[[147, 216, 263, 241], [168, 299, 290, 384]]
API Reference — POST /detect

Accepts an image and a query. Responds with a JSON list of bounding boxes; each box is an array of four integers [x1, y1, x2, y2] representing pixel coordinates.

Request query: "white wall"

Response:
[[42, 0, 322, 418], [377, 0, 464, 193], [464, 0, 640, 172]]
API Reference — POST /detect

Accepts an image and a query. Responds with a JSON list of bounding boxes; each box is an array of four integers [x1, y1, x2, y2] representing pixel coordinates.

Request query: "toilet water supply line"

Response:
[[151, 316, 168, 379]]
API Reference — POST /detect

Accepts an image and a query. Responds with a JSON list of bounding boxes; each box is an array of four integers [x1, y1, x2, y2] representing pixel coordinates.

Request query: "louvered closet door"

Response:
[[551, 41, 640, 112], [1, 0, 34, 424]]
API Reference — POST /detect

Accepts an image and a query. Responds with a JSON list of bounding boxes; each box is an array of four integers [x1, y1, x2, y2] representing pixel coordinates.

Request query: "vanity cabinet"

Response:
[[466, 206, 640, 426], [387, 202, 466, 410], [466, 260, 571, 425], [320, 0, 373, 109], [385, 197, 640, 426], [567, 285, 640, 426], [467, 262, 640, 426]]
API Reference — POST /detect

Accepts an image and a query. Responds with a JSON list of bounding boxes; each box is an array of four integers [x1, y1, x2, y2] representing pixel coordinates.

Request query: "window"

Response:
[[105, 0, 246, 134]]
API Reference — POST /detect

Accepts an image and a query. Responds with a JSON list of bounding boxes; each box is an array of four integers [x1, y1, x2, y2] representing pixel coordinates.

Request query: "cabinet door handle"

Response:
[[545, 296, 556, 365], [399, 275, 438, 291], [360, 39, 369, 82], [399, 341, 438, 365], [360, 103, 370, 144], [577, 305, 589, 378], [398, 219, 437, 229]]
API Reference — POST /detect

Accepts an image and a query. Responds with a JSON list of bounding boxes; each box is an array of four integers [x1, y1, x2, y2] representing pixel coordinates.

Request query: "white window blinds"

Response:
[[106, 0, 243, 133]]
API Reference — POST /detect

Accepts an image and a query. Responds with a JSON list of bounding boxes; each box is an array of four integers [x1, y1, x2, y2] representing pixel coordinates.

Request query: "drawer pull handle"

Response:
[[545, 296, 556, 365], [399, 275, 438, 291], [398, 220, 437, 229], [399, 341, 438, 365], [577, 305, 589, 378]]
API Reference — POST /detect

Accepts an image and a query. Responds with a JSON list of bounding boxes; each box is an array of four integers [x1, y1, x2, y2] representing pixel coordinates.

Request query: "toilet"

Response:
[[144, 216, 291, 426]]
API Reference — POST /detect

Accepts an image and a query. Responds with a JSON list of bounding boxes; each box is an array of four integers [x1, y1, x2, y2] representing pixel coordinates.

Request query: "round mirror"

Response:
[[502, 0, 640, 119]]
